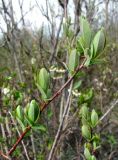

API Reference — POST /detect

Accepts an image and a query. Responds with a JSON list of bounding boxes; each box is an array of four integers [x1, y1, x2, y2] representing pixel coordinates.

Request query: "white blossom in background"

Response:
[[68, 89, 81, 97], [2, 88, 10, 95], [31, 58, 36, 65], [103, 88, 108, 92], [50, 66, 57, 72]]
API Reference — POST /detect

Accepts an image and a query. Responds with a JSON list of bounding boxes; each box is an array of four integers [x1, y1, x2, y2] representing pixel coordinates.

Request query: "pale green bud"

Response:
[[82, 125, 91, 140], [91, 155, 96, 160], [38, 68, 50, 92], [84, 147, 91, 160], [91, 109, 98, 127], [80, 104, 89, 119], [28, 100, 40, 123], [16, 105, 24, 121]]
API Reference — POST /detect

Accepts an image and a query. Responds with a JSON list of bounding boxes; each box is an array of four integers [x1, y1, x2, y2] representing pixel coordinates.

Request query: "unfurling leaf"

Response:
[[68, 49, 79, 73], [77, 36, 86, 54], [80, 103, 89, 119], [24, 103, 30, 117], [82, 125, 91, 140], [32, 124, 46, 132], [37, 85, 47, 100], [16, 105, 24, 121], [91, 155, 96, 160], [80, 16, 92, 48], [91, 109, 98, 127], [84, 54, 91, 67], [28, 100, 40, 123], [84, 147, 91, 160], [38, 68, 50, 92], [92, 28, 106, 58], [81, 117, 88, 125]]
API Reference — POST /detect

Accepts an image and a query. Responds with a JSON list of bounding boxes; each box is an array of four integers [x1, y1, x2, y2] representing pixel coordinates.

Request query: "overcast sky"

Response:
[[0, 0, 75, 34], [0, 0, 110, 35], [0, 0, 49, 30]]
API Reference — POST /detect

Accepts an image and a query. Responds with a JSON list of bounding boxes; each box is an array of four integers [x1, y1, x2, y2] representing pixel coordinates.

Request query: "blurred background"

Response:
[[0, 0, 118, 159]]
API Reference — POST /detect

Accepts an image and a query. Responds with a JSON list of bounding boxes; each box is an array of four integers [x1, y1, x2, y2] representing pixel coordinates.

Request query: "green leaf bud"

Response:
[[28, 100, 40, 123], [84, 147, 91, 160], [68, 49, 79, 73], [80, 104, 89, 119], [16, 105, 24, 121], [91, 155, 96, 160], [80, 16, 92, 48], [92, 28, 106, 58], [91, 109, 98, 127], [82, 125, 91, 140], [38, 68, 50, 92], [24, 103, 30, 116]]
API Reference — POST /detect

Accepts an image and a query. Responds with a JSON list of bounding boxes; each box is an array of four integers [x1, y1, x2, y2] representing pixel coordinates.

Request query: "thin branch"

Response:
[[0, 151, 9, 160], [35, 0, 51, 23], [0, 124, 10, 159], [108, 150, 117, 160], [5, 117, 12, 138], [9, 112, 30, 160], [49, 13, 64, 63], [0, 111, 11, 160], [30, 131, 37, 160], [100, 100, 118, 122], [64, 83, 73, 126], [18, 5, 36, 25], [18, 0, 25, 25], [59, 91, 64, 122], [48, 81, 73, 160]]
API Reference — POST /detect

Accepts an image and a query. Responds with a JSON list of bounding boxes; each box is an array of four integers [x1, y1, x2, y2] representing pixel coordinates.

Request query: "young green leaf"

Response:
[[77, 36, 86, 54], [24, 103, 30, 117], [38, 68, 50, 92], [36, 84, 47, 100], [68, 49, 79, 73], [28, 100, 40, 124], [80, 16, 92, 48], [92, 28, 106, 58], [80, 103, 89, 119], [82, 125, 91, 140], [16, 118, 26, 131], [84, 54, 91, 67], [32, 124, 47, 132], [16, 105, 24, 121], [90, 43, 94, 59], [81, 117, 89, 125], [91, 109, 98, 127], [84, 147, 91, 160], [91, 155, 96, 160]]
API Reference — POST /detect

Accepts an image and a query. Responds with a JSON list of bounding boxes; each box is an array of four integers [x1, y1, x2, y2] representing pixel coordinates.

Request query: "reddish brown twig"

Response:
[[0, 59, 86, 159], [8, 126, 31, 155], [0, 126, 31, 159]]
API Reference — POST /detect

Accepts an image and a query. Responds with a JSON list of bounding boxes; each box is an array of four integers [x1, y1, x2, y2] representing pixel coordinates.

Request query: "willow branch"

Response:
[[0, 59, 86, 159]]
